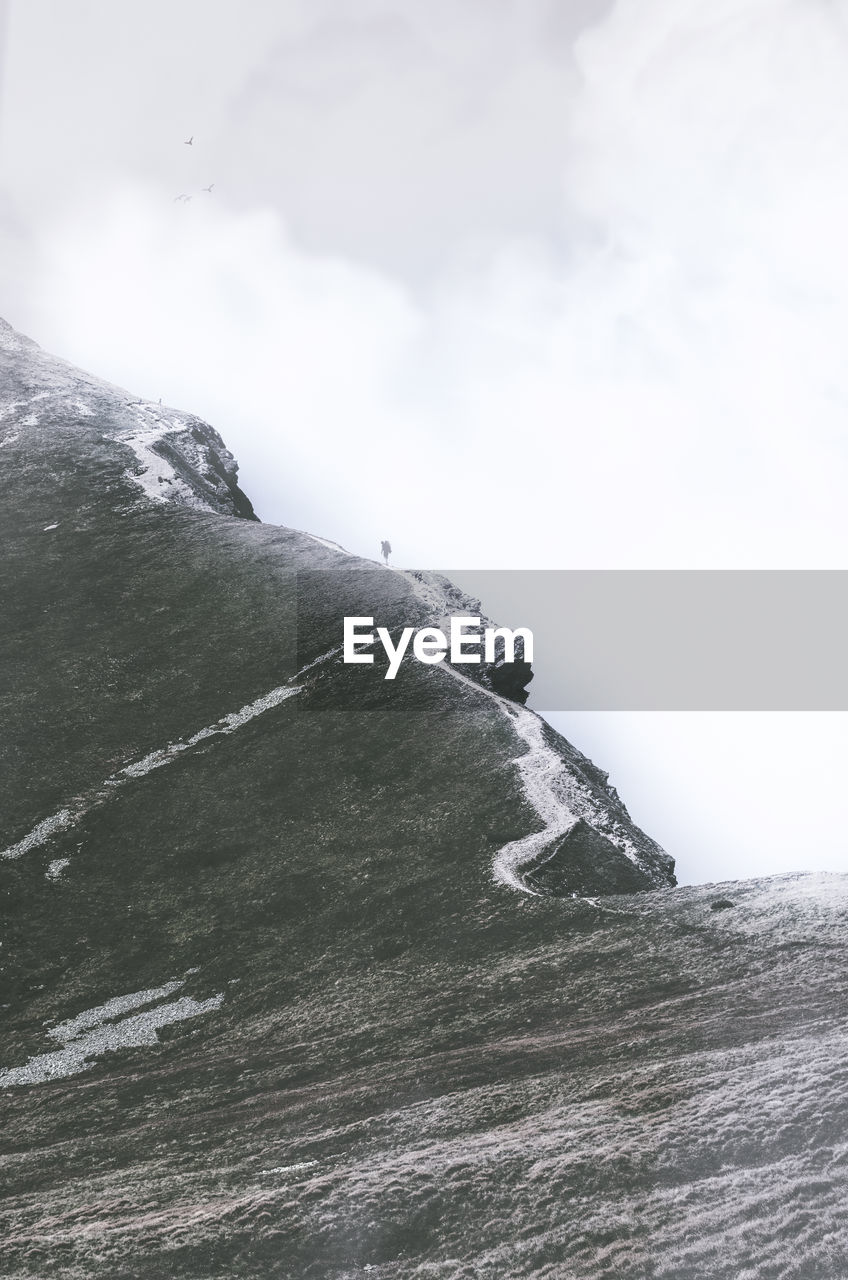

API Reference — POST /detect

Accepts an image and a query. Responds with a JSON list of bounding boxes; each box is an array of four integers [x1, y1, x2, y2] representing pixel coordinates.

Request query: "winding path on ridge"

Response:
[[398, 567, 644, 895]]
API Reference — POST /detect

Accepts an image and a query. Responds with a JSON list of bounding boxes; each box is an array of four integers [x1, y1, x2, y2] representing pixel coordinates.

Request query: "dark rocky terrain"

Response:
[[2, 317, 847, 1278]]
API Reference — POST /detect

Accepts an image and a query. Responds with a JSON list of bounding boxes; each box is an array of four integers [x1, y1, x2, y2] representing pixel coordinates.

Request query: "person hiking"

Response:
[[380, 539, 392, 564]]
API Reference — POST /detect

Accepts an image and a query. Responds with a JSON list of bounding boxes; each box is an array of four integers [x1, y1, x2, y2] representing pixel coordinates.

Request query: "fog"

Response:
[[1, 0, 846, 883]]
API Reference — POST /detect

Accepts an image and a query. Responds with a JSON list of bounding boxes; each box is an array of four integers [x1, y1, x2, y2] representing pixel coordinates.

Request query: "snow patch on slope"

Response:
[[0, 978, 224, 1087], [0, 400, 25, 422], [108, 420, 216, 511], [0, 651, 337, 863], [116, 683, 303, 780], [260, 1161, 319, 1176], [1, 810, 75, 862]]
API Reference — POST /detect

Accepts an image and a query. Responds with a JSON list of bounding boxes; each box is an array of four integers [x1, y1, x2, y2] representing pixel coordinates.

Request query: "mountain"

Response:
[[2, 319, 845, 1278], [0, 314, 674, 906]]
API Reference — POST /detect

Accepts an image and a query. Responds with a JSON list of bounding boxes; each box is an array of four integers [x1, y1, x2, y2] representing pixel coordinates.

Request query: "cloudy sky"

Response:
[[1, 0, 846, 883]]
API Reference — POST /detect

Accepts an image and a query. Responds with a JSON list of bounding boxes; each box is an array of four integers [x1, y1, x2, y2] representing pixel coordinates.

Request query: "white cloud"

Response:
[[544, 711, 848, 885], [27, 189, 429, 546], [4, 0, 848, 881], [8, 0, 847, 568]]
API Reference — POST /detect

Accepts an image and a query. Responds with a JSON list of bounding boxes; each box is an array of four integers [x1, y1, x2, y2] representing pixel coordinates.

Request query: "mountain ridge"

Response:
[[0, 315, 674, 897]]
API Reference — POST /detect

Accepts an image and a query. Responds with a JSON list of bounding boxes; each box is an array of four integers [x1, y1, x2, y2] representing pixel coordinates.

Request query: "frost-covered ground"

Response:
[[4, 873, 848, 1278]]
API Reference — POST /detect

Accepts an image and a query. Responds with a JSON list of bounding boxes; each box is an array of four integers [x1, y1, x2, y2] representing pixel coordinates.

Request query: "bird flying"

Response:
[[202, 184, 214, 193], [184, 136, 193, 146]]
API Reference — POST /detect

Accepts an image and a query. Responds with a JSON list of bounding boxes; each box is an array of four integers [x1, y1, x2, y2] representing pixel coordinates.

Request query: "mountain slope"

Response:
[[4, 321, 844, 1279]]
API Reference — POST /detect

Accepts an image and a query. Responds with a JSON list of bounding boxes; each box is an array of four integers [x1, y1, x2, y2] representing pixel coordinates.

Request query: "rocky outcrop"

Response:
[[0, 316, 255, 520], [145, 418, 258, 520], [523, 817, 652, 895]]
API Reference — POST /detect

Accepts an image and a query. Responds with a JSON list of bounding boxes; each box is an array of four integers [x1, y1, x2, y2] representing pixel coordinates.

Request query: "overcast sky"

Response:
[[1, 0, 846, 885]]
